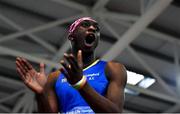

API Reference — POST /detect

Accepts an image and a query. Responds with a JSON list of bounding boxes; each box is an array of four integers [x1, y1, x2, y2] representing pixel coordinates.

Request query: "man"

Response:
[[16, 17, 127, 113]]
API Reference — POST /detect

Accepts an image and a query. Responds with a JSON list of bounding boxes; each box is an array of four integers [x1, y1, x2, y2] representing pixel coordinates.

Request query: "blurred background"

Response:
[[0, 0, 180, 113]]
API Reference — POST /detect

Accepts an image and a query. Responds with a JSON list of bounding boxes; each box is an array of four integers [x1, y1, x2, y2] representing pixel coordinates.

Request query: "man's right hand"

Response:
[[16, 57, 47, 94]]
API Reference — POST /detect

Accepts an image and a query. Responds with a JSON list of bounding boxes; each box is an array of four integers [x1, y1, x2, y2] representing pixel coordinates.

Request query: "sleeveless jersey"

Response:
[[55, 60, 109, 113]]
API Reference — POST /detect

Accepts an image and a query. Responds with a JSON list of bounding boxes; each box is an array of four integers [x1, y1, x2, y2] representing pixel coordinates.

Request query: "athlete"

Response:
[[16, 17, 127, 113]]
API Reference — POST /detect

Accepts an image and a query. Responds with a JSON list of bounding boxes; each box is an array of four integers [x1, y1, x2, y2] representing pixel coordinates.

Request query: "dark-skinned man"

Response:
[[16, 17, 127, 113]]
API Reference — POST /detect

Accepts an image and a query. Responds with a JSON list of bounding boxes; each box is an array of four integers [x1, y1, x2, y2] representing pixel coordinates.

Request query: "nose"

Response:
[[88, 25, 96, 32]]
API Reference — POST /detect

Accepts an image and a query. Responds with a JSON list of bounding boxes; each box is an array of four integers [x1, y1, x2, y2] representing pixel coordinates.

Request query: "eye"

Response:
[[81, 21, 90, 28], [80, 21, 100, 31], [93, 23, 100, 31]]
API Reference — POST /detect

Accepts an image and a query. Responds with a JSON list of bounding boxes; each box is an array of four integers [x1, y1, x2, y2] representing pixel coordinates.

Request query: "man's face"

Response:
[[70, 20, 100, 52]]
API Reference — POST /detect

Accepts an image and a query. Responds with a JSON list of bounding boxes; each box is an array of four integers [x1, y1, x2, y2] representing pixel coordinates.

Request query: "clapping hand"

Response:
[[16, 57, 47, 94], [60, 50, 84, 85]]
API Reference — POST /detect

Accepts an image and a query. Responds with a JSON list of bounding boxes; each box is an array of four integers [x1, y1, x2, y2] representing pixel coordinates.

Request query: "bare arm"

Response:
[[60, 51, 127, 113], [79, 61, 127, 112], [16, 57, 59, 112], [36, 71, 59, 112]]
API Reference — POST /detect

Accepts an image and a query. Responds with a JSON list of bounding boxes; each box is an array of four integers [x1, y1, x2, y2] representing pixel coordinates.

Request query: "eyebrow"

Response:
[[81, 20, 99, 26]]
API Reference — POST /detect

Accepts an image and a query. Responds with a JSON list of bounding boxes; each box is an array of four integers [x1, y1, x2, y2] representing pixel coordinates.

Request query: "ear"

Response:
[[68, 34, 74, 41], [68, 36, 74, 41]]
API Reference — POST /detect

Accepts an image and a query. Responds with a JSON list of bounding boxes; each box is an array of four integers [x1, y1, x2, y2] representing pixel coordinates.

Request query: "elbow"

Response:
[[49, 106, 58, 113], [112, 107, 122, 113], [108, 104, 123, 113], [102, 106, 122, 113], [107, 103, 123, 113], [50, 109, 58, 113], [93, 107, 122, 113]]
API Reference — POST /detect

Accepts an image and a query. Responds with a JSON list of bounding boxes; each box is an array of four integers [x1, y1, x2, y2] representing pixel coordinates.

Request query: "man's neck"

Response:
[[72, 50, 96, 69], [82, 51, 96, 69]]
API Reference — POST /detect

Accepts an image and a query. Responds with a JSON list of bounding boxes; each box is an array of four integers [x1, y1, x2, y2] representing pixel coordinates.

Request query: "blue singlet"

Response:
[[55, 60, 109, 113]]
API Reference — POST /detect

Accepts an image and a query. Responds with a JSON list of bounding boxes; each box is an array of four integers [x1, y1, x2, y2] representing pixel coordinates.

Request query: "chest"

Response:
[[56, 70, 108, 96]]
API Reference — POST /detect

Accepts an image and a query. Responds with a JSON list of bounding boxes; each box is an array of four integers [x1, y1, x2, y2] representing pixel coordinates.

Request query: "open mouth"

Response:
[[85, 34, 95, 45]]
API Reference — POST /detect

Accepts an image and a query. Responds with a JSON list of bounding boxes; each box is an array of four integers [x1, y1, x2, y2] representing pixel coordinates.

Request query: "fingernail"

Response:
[[68, 65, 71, 69], [40, 62, 44, 66], [60, 60, 64, 63], [69, 54, 74, 57], [64, 53, 68, 56]]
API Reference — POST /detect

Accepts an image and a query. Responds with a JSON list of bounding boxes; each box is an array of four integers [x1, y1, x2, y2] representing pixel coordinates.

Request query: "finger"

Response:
[[21, 58, 33, 70], [60, 60, 71, 73], [26, 72, 31, 83], [20, 58, 37, 76], [64, 53, 79, 70], [60, 68, 70, 80], [16, 58, 25, 68], [77, 50, 83, 68], [16, 61, 27, 76], [16, 58, 30, 73], [17, 68, 26, 81], [17, 68, 28, 85], [16, 59, 34, 84], [16, 57, 20, 63], [40, 62, 45, 74], [16, 57, 23, 61], [21, 59, 30, 72]]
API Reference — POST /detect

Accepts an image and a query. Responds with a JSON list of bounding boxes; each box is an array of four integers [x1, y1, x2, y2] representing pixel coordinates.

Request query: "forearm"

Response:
[[36, 93, 54, 112], [79, 82, 121, 113]]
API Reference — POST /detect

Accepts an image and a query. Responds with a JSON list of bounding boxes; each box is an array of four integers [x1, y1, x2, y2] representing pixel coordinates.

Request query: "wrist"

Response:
[[72, 75, 87, 90], [36, 91, 45, 96], [78, 80, 90, 92]]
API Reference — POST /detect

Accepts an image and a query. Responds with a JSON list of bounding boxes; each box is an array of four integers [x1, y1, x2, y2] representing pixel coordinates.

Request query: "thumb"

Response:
[[77, 50, 83, 68], [40, 62, 45, 74]]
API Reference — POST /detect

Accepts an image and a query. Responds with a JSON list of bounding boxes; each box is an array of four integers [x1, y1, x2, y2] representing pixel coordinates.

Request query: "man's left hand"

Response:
[[60, 50, 83, 85]]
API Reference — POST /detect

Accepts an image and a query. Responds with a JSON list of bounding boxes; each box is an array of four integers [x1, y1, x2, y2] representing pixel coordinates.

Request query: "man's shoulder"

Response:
[[106, 60, 125, 69], [47, 70, 61, 84], [49, 70, 61, 78], [105, 60, 127, 86]]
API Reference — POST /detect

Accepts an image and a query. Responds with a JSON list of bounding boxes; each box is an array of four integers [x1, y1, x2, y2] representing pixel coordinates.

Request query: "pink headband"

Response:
[[68, 17, 96, 37]]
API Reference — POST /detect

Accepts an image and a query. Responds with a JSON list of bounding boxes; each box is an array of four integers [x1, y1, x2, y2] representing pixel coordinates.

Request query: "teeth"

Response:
[[89, 34, 93, 37]]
